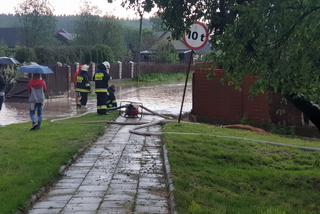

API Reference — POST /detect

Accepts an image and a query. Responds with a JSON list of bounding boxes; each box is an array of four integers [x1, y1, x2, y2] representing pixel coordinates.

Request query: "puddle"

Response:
[[0, 83, 192, 126]]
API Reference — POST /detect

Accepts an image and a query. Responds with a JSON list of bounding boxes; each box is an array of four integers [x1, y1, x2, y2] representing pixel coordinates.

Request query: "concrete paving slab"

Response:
[[29, 208, 60, 214], [28, 116, 169, 214], [32, 201, 66, 209]]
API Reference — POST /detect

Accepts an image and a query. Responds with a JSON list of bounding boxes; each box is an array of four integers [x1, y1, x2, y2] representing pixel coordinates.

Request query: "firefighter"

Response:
[[73, 62, 81, 107], [93, 63, 110, 114], [107, 85, 117, 109], [103, 61, 111, 77], [75, 64, 91, 107]]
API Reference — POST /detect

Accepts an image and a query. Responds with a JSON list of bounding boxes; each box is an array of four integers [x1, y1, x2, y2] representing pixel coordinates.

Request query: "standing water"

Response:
[[0, 83, 192, 126]]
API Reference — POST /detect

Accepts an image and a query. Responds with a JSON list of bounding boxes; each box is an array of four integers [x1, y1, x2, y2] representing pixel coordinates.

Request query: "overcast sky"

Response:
[[0, 0, 155, 19]]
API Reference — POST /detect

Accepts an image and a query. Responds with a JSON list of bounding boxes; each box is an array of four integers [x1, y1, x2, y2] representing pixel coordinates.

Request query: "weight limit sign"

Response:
[[183, 21, 209, 51]]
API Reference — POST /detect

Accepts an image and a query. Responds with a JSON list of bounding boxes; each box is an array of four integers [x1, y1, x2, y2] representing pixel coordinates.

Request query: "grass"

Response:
[[134, 73, 188, 83], [164, 123, 320, 214], [112, 72, 190, 87], [0, 113, 117, 214]]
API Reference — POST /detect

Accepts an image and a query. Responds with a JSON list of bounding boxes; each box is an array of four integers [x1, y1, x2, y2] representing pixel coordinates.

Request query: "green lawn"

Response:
[[164, 123, 320, 214], [0, 113, 117, 214], [134, 73, 188, 83], [112, 72, 190, 87]]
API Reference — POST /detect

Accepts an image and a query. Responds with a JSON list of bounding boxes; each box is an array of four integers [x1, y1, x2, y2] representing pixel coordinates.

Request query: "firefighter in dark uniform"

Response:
[[75, 64, 91, 107], [93, 63, 110, 114], [107, 85, 117, 109]]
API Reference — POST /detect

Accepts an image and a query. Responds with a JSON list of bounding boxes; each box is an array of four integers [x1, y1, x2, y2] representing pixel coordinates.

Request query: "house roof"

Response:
[[55, 29, 75, 43]]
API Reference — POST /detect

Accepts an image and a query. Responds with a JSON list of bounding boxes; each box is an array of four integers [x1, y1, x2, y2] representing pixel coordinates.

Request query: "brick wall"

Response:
[[192, 64, 302, 126]]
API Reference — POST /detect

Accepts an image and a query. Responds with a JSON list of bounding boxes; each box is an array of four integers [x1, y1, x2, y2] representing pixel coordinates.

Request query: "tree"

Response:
[[155, 41, 178, 63], [120, 0, 154, 74], [15, 0, 56, 47], [149, 15, 165, 32], [123, 0, 320, 130], [214, 0, 320, 129], [101, 18, 127, 60], [74, 1, 103, 46]]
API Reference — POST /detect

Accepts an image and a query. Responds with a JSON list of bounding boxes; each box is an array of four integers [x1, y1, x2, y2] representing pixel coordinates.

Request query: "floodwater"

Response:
[[0, 83, 192, 126]]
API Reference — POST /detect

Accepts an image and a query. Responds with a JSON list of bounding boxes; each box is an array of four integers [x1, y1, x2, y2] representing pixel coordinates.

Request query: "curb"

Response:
[[162, 144, 177, 214]]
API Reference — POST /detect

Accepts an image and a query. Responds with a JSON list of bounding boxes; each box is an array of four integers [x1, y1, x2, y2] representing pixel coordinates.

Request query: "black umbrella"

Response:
[[0, 57, 20, 65]]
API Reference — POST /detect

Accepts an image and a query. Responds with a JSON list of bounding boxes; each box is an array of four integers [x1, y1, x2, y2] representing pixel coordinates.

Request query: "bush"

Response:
[[14, 47, 37, 63], [0, 46, 15, 58], [10, 45, 115, 65], [32, 45, 114, 65]]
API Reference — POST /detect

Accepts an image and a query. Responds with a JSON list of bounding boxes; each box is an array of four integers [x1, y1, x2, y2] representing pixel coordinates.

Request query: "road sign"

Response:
[[183, 21, 209, 51]]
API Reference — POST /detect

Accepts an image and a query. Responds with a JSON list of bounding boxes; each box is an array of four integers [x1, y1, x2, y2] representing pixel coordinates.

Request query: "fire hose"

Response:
[[51, 104, 320, 152]]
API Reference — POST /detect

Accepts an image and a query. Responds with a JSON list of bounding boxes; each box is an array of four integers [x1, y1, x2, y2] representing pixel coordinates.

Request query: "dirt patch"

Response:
[[222, 124, 270, 135]]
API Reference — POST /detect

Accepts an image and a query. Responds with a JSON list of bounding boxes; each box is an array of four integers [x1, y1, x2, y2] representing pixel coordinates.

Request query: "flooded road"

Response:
[[0, 83, 192, 126]]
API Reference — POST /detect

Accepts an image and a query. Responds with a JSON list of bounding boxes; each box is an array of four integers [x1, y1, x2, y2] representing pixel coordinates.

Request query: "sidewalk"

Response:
[[28, 116, 170, 214]]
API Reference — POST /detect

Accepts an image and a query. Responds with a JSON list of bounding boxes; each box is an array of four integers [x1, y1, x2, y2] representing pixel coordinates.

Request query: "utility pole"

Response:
[[137, 8, 143, 82]]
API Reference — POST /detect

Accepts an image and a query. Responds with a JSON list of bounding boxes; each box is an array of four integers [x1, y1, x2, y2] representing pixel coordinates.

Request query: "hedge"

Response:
[[2, 45, 114, 65]]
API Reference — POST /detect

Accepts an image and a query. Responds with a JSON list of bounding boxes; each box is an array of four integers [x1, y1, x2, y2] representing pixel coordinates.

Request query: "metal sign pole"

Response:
[[178, 50, 193, 123]]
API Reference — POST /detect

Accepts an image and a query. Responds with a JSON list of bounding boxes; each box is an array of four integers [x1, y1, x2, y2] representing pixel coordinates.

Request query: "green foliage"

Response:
[[15, 47, 37, 63], [123, 0, 248, 38], [3, 44, 115, 65], [0, 14, 20, 28], [101, 19, 127, 60], [134, 73, 187, 83], [0, 113, 117, 213], [123, 28, 157, 54], [74, 1, 102, 46], [164, 122, 320, 214], [214, 0, 320, 102], [14, 45, 114, 65], [269, 125, 295, 136], [128, 0, 320, 102], [0, 46, 15, 57], [15, 0, 56, 47], [74, 2, 128, 60], [155, 42, 178, 63], [149, 15, 165, 32]]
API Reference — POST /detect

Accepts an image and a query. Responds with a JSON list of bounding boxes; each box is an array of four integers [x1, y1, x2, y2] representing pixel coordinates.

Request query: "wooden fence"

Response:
[[6, 62, 188, 101]]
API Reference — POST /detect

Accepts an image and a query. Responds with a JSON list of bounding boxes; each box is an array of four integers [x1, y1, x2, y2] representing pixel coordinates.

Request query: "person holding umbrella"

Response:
[[17, 64, 52, 130], [28, 73, 48, 130]]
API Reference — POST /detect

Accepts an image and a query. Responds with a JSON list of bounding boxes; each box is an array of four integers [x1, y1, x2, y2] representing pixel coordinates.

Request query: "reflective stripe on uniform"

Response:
[[97, 105, 107, 109], [94, 73, 104, 81], [95, 89, 108, 92], [76, 76, 84, 82], [76, 88, 90, 92]]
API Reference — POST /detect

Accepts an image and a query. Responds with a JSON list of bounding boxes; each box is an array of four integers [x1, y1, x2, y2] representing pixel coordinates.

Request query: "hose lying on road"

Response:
[[50, 111, 92, 123], [139, 106, 175, 120], [49, 104, 320, 152], [129, 119, 320, 152]]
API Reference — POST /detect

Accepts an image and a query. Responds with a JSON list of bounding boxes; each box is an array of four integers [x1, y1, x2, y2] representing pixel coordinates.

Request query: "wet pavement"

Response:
[[0, 83, 191, 126], [29, 115, 170, 214]]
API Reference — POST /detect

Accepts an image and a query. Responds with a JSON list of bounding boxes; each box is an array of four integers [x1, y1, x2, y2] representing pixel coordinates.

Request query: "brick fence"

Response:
[[191, 64, 303, 127]]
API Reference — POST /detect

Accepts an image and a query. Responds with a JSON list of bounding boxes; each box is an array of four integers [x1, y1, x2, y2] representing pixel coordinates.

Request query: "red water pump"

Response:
[[119, 101, 143, 118]]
